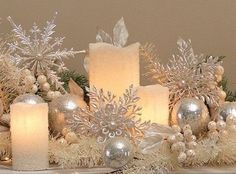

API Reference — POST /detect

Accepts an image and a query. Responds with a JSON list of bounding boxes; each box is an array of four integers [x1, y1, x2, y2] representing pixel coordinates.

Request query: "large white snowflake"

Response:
[[142, 38, 224, 109], [68, 85, 150, 143], [7, 12, 79, 93]]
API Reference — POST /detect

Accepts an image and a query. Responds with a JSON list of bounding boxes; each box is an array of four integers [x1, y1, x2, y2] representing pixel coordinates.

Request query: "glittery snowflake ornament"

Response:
[[142, 38, 225, 109], [68, 85, 150, 143], [7, 12, 79, 95]]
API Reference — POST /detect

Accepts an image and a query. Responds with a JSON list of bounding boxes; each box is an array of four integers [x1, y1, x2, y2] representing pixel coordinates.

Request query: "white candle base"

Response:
[[10, 103, 49, 171], [137, 84, 169, 125]]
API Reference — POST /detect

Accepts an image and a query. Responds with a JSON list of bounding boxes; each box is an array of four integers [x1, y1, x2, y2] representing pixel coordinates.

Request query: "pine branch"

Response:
[[220, 76, 236, 102], [59, 70, 89, 102]]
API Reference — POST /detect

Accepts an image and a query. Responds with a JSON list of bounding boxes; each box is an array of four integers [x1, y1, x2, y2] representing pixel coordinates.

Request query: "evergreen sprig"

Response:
[[59, 70, 89, 102], [220, 76, 236, 102]]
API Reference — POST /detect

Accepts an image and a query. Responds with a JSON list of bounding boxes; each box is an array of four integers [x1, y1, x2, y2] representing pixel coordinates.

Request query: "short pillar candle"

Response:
[[10, 103, 49, 171], [137, 84, 169, 125], [89, 42, 140, 97]]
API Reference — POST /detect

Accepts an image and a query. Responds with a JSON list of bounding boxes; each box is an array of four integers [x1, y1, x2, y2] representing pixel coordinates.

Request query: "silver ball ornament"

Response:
[[171, 98, 210, 135], [218, 102, 236, 121], [103, 137, 134, 168], [49, 94, 87, 134], [13, 94, 45, 104]]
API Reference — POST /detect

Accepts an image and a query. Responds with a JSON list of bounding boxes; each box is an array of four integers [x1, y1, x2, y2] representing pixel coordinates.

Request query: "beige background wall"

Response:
[[0, 0, 235, 89]]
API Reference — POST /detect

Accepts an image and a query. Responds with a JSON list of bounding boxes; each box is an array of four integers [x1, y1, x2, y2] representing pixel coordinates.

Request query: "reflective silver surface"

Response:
[[171, 98, 210, 135]]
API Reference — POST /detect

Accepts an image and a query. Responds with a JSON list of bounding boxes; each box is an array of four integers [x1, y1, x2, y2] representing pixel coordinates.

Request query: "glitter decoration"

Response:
[[142, 38, 224, 109], [7, 12, 79, 94], [68, 85, 150, 143]]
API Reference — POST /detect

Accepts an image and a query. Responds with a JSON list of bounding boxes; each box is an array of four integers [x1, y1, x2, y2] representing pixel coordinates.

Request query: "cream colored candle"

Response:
[[89, 42, 140, 97], [137, 84, 169, 125], [10, 103, 49, 171]]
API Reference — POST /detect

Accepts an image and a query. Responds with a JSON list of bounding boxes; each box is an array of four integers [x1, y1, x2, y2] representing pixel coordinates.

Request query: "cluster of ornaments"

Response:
[[214, 65, 226, 102], [167, 125, 197, 164], [21, 69, 62, 100], [208, 115, 236, 141]]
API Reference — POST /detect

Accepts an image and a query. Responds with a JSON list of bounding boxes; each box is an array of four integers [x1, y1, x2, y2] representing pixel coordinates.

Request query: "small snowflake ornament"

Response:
[[142, 38, 225, 109], [7, 12, 79, 96]]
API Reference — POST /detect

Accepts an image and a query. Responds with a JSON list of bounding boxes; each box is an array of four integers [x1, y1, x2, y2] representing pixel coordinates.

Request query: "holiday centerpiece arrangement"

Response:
[[0, 13, 236, 174]]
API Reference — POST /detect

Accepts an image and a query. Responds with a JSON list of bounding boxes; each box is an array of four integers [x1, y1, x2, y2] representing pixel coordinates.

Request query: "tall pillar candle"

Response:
[[89, 42, 140, 97], [10, 103, 49, 171], [137, 84, 169, 125]]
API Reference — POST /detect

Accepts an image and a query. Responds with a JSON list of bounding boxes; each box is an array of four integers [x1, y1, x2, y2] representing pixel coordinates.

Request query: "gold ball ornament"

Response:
[[31, 84, 38, 94], [215, 74, 222, 82], [215, 65, 224, 75], [178, 152, 187, 163], [171, 98, 210, 135], [42, 82, 50, 92], [49, 94, 87, 134], [65, 132, 78, 144], [37, 75, 47, 84]]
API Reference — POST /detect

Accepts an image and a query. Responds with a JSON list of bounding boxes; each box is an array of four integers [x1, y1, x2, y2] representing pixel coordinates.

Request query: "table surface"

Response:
[[1, 163, 236, 174]]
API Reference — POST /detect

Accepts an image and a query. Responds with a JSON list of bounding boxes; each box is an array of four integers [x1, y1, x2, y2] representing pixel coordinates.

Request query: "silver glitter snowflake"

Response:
[[68, 85, 150, 143], [142, 38, 223, 109], [7, 12, 79, 93]]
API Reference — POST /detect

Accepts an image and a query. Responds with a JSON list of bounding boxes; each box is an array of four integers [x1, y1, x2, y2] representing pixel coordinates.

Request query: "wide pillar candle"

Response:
[[137, 85, 169, 125], [10, 103, 49, 171], [89, 42, 140, 97]]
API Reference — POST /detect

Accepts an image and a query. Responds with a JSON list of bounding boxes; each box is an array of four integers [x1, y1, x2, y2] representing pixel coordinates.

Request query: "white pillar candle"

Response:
[[137, 84, 169, 125], [10, 103, 49, 171], [89, 42, 140, 97]]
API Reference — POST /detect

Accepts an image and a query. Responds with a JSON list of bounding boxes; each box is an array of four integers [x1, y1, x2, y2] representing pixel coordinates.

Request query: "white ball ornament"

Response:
[[175, 133, 184, 142], [184, 129, 192, 138], [172, 125, 181, 133], [178, 152, 187, 163], [54, 91, 62, 98], [31, 84, 38, 93], [47, 91, 55, 100], [25, 75, 36, 84], [219, 130, 228, 138], [177, 142, 186, 152], [187, 141, 197, 149], [37, 75, 47, 84], [167, 135, 177, 144], [186, 149, 196, 158], [171, 143, 179, 152], [216, 120, 226, 131], [208, 121, 217, 131], [65, 132, 78, 144], [42, 82, 50, 92]]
